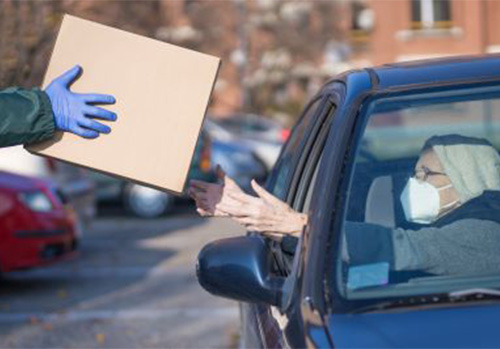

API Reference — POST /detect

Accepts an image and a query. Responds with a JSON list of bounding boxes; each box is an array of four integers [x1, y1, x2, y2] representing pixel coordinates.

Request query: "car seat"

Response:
[[364, 175, 396, 228]]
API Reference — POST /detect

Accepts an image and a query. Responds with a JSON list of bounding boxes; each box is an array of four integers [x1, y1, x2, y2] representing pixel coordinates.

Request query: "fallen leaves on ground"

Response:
[[96, 333, 106, 345]]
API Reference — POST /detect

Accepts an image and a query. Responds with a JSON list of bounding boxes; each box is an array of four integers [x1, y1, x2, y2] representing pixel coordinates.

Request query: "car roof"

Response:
[[325, 54, 500, 94], [0, 171, 45, 192], [370, 54, 500, 90]]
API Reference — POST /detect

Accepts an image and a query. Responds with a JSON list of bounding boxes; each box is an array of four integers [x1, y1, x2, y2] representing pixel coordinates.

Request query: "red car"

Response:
[[0, 171, 78, 273]]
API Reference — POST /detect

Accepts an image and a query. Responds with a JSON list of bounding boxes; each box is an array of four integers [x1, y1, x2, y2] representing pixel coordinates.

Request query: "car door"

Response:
[[240, 85, 341, 349], [323, 82, 500, 347]]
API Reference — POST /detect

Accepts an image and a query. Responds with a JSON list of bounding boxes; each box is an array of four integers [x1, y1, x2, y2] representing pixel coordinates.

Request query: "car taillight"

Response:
[[281, 128, 290, 141], [19, 191, 54, 213]]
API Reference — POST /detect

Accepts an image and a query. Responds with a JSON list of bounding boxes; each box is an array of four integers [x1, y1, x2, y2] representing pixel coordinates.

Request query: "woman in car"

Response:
[[189, 134, 500, 275]]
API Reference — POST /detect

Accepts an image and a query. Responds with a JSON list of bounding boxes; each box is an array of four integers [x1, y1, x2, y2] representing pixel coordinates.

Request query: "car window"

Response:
[[261, 96, 334, 280], [302, 152, 322, 213], [293, 101, 336, 212], [277, 100, 336, 277], [335, 85, 500, 302], [266, 97, 323, 200]]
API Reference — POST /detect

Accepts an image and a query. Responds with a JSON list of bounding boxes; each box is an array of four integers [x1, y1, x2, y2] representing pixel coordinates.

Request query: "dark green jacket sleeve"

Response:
[[0, 87, 55, 147]]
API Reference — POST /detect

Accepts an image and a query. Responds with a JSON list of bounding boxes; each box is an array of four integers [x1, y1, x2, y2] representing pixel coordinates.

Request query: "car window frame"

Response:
[[246, 94, 329, 282], [241, 92, 338, 347], [292, 99, 337, 211], [260, 94, 330, 278], [275, 87, 343, 312], [280, 107, 339, 310], [265, 95, 326, 202]]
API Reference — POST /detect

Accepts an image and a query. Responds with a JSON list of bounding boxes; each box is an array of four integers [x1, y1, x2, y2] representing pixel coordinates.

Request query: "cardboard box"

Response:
[[27, 15, 220, 195]]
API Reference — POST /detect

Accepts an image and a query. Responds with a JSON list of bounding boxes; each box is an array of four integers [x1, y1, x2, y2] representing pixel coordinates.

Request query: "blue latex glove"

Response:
[[45, 65, 117, 139]]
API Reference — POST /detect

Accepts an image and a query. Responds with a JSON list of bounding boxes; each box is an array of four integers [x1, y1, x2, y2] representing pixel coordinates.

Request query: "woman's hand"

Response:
[[188, 166, 246, 217], [231, 180, 308, 236], [189, 166, 307, 235]]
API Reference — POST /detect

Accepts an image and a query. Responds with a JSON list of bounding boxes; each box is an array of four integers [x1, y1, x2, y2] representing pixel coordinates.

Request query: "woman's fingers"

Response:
[[197, 208, 212, 217], [260, 231, 288, 239], [244, 225, 272, 233], [216, 165, 226, 181], [217, 203, 248, 217], [224, 190, 249, 203], [224, 176, 244, 193], [225, 189, 260, 205], [212, 208, 230, 217], [189, 180, 212, 191], [188, 188, 205, 203], [188, 186, 208, 197], [235, 216, 256, 225], [219, 196, 265, 219], [193, 200, 211, 212], [251, 180, 283, 206], [189, 188, 212, 210]]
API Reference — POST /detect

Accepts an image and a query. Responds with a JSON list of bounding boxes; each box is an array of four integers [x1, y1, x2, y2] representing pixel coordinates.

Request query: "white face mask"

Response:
[[400, 177, 457, 224]]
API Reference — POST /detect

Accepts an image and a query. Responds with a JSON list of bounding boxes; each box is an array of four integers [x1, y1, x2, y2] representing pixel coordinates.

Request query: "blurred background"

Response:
[[0, 0, 498, 347]]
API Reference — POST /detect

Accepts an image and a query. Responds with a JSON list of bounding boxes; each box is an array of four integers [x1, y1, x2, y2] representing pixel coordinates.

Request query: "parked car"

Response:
[[198, 55, 500, 348], [0, 146, 95, 229], [90, 129, 216, 218], [207, 116, 285, 170], [216, 113, 290, 143], [0, 171, 78, 273], [205, 120, 268, 191]]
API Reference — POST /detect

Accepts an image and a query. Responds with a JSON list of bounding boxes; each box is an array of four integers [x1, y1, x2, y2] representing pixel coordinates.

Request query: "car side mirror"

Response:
[[197, 235, 284, 307]]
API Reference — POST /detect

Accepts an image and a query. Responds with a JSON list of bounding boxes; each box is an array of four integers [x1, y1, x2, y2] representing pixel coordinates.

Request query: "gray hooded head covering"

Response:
[[422, 134, 500, 203]]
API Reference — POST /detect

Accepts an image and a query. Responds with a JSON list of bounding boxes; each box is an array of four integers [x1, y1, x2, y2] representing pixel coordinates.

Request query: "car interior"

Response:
[[338, 90, 500, 300]]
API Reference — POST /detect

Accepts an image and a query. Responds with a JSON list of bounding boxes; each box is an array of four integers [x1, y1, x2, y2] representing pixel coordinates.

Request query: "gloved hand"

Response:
[[44, 65, 117, 139]]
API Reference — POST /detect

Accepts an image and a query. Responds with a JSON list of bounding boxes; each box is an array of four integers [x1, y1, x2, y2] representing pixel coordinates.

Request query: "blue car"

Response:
[[197, 54, 500, 348]]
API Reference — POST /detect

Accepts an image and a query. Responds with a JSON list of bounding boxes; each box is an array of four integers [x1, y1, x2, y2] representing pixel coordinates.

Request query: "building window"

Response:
[[411, 0, 451, 30], [350, 1, 374, 44]]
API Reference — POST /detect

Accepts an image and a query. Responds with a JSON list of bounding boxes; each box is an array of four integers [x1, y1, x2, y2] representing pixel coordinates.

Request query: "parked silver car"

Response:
[[205, 117, 285, 171]]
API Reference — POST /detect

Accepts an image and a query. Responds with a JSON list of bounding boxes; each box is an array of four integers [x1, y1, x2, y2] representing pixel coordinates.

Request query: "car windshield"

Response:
[[334, 85, 500, 304]]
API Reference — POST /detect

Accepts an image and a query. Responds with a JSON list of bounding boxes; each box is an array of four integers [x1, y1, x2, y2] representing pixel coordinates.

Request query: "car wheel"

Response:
[[124, 183, 174, 218]]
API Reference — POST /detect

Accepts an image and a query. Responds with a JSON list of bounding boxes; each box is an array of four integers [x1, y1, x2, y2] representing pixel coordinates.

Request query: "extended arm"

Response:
[[0, 65, 117, 148], [0, 87, 55, 147], [189, 168, 307, 236]]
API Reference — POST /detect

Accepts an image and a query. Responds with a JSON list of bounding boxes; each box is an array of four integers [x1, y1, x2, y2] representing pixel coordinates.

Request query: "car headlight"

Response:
[[19, 191, 54, 213]]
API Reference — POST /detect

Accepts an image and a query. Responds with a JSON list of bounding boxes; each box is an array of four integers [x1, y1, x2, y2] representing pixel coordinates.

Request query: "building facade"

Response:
[[350, 0, 500, 65]]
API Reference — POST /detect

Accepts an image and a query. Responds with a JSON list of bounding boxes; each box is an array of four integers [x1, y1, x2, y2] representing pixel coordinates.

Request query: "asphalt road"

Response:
[[0, 206, 245, 348]]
